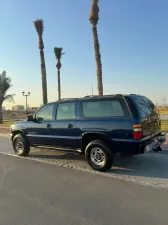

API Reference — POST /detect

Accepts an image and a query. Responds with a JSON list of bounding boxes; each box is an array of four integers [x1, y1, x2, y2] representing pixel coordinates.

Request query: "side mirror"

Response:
[[27, 115, 34, 121], [36, 117, 43, 122]]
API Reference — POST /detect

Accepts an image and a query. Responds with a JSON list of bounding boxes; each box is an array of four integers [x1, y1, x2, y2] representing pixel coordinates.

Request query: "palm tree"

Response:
[[53, 47, 64, 100], [0, 71, 14, 124], [89, 0, 103, 96], [33, 19, 48, 104]]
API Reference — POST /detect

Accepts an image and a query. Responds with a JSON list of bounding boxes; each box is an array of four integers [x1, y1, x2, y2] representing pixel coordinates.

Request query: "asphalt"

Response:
[[1, 136, 168, 188], [0, 127, 9, 134], [0, 153, 168, 225]]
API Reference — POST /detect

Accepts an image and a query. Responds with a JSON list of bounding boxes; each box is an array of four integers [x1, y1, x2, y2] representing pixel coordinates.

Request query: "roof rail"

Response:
[[84, 94, 123, 98], [115, 94, 123, 97], [84, 95, 98, 98], [60, 98, 78, 101]]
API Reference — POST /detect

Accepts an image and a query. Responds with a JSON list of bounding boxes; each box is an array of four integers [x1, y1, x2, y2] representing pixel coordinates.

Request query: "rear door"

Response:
[[128, 95, 160, 137], [50, 101, 81, 149]]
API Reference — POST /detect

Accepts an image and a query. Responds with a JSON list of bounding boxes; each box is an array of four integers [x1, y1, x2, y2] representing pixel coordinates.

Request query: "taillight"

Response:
[[133, 124, 143, 139]]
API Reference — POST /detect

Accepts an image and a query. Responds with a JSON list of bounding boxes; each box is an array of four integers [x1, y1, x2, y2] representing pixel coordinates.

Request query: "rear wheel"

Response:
[[85, 140, 114, 172], [13, 134, 30, 156]]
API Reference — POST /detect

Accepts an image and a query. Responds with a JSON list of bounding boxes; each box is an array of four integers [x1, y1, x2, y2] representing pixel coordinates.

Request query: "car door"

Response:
[[26, 103, 56, 145], [49, 101, 81, 149]]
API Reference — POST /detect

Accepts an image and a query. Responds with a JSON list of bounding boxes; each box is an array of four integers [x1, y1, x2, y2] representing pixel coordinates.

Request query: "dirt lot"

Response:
[[3, 110, 32, 121]]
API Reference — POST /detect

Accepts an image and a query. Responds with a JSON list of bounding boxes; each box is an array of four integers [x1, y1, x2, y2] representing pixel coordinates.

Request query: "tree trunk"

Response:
[[40, 49, 48, 104], [0, 103, 3, 124], [92, 24, 103, 96], [57, 69, 61, 100]]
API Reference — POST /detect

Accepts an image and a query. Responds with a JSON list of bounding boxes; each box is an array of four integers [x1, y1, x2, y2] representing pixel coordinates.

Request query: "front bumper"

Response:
[[9, 133, 13, 141]]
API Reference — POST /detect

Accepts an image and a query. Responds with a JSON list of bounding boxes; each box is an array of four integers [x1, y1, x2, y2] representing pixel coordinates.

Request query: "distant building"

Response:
[[28, 107, 39, 112], [12, 105, 25, 111]]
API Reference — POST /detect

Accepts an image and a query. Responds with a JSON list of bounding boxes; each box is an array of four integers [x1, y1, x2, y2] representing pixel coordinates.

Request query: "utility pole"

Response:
[[91, 85, 93, 95], [22, 92, 30, 116]]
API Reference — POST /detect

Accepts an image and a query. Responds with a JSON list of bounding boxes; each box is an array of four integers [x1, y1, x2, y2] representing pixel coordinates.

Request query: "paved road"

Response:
[[0, 136, 168, 188], [0, 153, 168, 225]]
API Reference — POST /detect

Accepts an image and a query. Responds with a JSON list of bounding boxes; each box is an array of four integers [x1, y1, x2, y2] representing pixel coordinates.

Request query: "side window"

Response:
[[82, 99, 128, 118], [35, 104, 54, 121], [56, 102, 75, 120], [130, 96, 151, 117], [141, 96, 159, 116]]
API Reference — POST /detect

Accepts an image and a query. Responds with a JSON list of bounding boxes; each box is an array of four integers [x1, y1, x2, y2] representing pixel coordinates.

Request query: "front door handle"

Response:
[[46, 124, 52, 128], [67, 124, 73, 128]]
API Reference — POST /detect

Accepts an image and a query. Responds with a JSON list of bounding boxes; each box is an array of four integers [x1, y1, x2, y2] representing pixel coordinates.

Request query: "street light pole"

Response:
[[22, 92, 30, 115]]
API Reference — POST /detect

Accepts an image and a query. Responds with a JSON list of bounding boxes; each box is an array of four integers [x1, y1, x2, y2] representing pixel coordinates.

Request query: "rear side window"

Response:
[[56, 102, 75, 120], [141, 96, 159, 115], [82, 99, 129, 118], [129, 96, 152, 118]]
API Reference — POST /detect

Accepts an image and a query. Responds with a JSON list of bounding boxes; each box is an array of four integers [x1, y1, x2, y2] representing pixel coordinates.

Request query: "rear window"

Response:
[[82, 99, 129, 118], [129, 96, 153, 118]]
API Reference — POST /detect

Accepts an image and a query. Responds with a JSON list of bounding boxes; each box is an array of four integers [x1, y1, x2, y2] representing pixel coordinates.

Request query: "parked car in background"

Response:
[[10, 94, 166, 172]]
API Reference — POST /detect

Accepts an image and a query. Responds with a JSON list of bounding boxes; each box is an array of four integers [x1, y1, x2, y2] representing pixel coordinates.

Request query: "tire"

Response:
[[13, 134, 30, 156], [85, 140, 114, 172]]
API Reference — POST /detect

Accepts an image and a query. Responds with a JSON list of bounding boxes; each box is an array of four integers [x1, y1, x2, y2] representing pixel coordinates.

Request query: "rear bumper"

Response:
[[111, 132, 166, 155]]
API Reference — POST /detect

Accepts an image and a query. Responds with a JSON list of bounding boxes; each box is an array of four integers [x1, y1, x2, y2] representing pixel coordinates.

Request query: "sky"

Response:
[[1, 0, 168, 109]]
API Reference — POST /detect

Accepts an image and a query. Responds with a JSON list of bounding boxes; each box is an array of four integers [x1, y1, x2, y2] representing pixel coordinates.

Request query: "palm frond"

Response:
[[0, 71, 12, 95], [4, 94, 15, 103], [0, 71, 14, 104], [54, 47, 65, 60], [33, 19, 44, 36]]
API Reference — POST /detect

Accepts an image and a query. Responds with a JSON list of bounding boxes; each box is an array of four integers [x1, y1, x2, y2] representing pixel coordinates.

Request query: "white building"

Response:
[[12, 105, 25, 111]]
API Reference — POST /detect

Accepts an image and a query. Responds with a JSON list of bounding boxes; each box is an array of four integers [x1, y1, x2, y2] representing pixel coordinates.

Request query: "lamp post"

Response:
[[22, 92, 30, 115]]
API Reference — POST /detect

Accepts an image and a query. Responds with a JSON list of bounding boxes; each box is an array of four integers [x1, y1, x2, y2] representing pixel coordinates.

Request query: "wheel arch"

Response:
[[11, 130, 26, 141], [81, 132, 112, 152]]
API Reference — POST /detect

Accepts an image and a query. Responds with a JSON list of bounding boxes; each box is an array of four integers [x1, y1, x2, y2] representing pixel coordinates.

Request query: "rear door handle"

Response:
[[46, 124, 52, 128], [67, 124, 73, 128]]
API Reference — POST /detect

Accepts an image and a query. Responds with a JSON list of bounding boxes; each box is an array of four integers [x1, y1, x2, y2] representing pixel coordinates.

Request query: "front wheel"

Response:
[[85, 140, 114, 172], [13, 134, 30, 156]]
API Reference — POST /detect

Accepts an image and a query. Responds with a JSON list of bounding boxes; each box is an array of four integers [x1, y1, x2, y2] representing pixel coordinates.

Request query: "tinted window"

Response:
[[141, 96, 159, 115], [129, 96, 151, 118], [56, 102, 75, 120], [36, 104, 54, 121], [82, 99, 128, 118]]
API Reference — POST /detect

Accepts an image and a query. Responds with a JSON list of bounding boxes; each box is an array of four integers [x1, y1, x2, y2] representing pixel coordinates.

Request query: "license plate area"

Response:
[[145, 137, 160, 153]]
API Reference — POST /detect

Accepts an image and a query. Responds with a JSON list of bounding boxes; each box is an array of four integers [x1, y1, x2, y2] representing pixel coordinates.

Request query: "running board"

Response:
[[31, 145, 82, 154]]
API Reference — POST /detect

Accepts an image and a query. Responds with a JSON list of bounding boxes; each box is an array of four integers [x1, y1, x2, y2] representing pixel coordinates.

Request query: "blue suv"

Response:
[[10, 94, 166, 172]]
